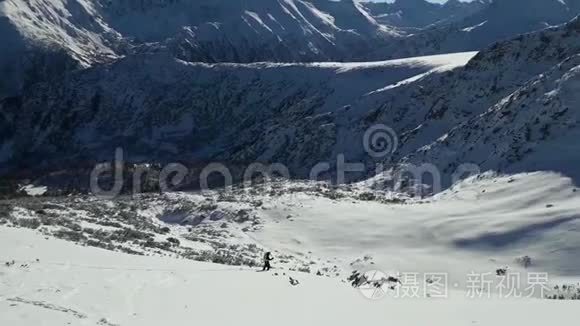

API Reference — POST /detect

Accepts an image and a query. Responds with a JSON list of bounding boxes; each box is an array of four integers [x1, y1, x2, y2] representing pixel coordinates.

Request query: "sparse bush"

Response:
[[234, 210, 250, 223], [322, 190, 344, 200], [167, 237, 181, 246], [39, 215, 54, 225], [74, 222, 85, 231], [496, 268, 508, 276], [143, 239, 171, 250], [94, 220, 123, 228], [115, 228, 153, 242], [54, 229, 87, 242], [0, 203, 13, 219], [298, 265, 311, 273], [358, 192, 376, 201], [42, 203, 65, 210], [515, 255, 532, 268], [199, 203, 218, 212], [544, 283, 580, 300], [194, 250, 253, 266], [86, 239, 114, 251], [16, 218, 41, 229], [182, 247, 259, 267]]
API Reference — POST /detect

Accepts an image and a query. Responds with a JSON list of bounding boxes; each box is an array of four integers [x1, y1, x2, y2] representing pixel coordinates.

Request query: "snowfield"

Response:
[[254, 172, 580, 280], [1, 226, 575, 326], [2, 172, 580, 325]]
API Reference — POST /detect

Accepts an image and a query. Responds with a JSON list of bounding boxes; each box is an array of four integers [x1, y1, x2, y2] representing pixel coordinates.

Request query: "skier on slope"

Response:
[[262, 252, 274, 271]]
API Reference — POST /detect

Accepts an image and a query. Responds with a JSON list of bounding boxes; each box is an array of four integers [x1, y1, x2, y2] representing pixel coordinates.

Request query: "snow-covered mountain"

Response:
[[4, 0, 580, 193], [362, 0, 489, 29], [6, 15, 580, 190], [401, 21, 580, 185], [101, 0, 399, 62], [373, 0, 580, 59], [0, 0, 399, 99], [0, 0, 123, 99], [339, 16, 580, 188], [4, 0, 578, 101], [456, 0, 580, 48]]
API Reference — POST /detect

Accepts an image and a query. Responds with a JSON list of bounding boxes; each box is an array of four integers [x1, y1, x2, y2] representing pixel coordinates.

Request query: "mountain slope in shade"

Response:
[[362, 0, 489, 28], [339, 15, 577, 167], [6, 16, 580, 186], [0, 52, 476, 179], [371, 17, 580, 188], [5, 1, 580, 194], [403, 53, 580, 185], [373, 0, 580, 60], [0, 0, 122, 99]]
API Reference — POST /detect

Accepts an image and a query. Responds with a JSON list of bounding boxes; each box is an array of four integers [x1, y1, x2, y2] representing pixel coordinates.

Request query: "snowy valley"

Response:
[[2, 0, 580, 325]]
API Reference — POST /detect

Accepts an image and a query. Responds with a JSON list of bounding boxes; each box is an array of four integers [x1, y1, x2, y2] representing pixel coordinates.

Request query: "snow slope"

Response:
[[2, 171, 580, 325], [246, 173, 580, 281]]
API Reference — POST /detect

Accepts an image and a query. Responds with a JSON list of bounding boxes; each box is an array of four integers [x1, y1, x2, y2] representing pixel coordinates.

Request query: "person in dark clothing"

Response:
[[262, 252, 273, 271]]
